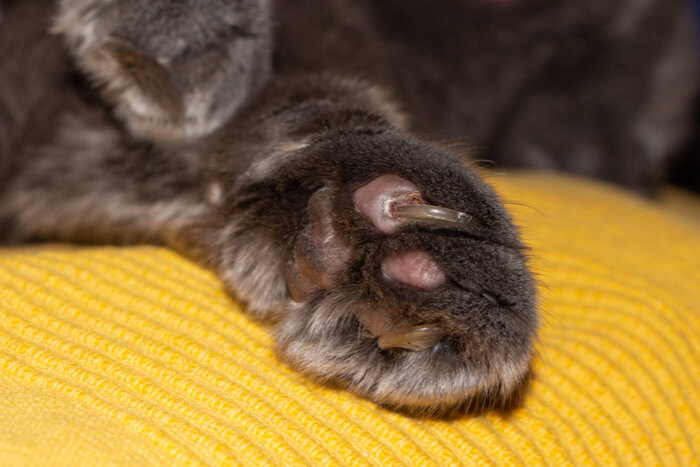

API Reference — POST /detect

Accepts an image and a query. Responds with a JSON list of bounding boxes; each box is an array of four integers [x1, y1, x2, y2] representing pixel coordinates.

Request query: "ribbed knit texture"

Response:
[[0, 173, 698, 466]]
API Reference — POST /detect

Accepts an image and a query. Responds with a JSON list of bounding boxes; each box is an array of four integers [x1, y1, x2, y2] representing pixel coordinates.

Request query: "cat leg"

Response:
[[0, 72, 538, 415], [187, 75, 539, 416], [51, 0, 272, 143]]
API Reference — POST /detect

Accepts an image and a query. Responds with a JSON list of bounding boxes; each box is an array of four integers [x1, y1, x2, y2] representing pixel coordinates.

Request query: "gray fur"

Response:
[[0, 0, 696, 416], [53, 0, 271, 142]]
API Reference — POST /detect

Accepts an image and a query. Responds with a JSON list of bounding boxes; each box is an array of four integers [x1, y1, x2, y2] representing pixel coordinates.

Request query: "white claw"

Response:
[[377, 325, 446, 351], [391, 204, 480, 229]]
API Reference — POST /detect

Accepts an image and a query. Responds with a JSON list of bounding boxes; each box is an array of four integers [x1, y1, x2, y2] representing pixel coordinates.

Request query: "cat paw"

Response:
[[52, 0, 271, 142], [271, 137, 538, 415]]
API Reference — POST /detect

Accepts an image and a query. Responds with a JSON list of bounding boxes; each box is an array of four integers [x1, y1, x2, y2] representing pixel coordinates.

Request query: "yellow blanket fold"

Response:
[[1, 173, 698, 466]]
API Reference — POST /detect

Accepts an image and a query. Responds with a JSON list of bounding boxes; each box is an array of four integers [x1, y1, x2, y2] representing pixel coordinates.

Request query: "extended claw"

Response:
[[390, 203, 481, 229], [377, 325, 446, 351]]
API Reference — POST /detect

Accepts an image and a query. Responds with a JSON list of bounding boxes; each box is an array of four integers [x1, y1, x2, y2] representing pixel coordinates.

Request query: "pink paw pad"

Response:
[[381, 249, 446, 289], [353, 174, 424, 234]]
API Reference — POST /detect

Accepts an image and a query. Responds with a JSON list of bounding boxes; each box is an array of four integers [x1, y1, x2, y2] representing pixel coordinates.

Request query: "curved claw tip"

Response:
[[391, 203, 481, 229], [377, 325, 446, 351]]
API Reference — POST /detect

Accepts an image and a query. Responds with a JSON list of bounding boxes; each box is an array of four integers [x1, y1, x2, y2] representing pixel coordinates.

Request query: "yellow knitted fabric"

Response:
[[0, 173, 698, 466]]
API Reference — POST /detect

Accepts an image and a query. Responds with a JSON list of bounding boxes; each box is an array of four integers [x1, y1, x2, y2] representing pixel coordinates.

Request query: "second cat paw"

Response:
[[52, 0, 272, 142]]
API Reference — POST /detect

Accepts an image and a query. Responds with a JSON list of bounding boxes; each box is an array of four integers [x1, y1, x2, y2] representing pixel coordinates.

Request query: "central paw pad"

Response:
[[381, 249, 446, 289]]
